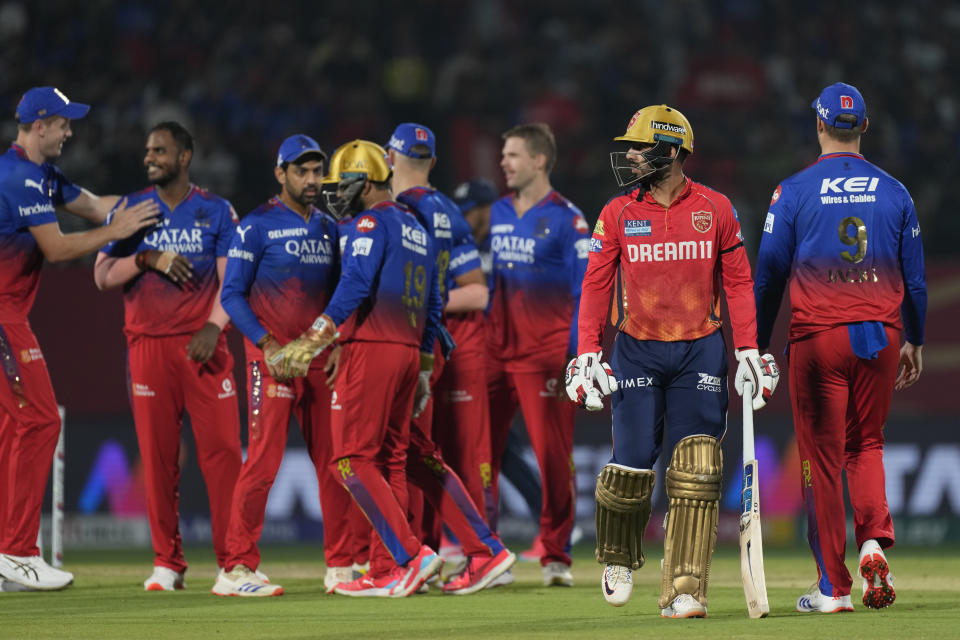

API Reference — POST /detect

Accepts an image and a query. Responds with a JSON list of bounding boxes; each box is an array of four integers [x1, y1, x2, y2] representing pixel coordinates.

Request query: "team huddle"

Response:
[[0, 82, 925, 617]]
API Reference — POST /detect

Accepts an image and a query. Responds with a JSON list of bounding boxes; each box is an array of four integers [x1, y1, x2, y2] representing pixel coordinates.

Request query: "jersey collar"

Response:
[[640, 177, 692, 208]]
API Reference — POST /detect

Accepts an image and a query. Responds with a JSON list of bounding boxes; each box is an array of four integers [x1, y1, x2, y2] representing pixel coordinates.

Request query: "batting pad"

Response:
[[658, 435, 722, 609], [594, 464, 655, 570]]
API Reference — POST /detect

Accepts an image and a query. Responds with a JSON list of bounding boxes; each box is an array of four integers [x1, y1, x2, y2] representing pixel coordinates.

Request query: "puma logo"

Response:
[[236, 225, 252, 243], [24, 178, 43, 194]]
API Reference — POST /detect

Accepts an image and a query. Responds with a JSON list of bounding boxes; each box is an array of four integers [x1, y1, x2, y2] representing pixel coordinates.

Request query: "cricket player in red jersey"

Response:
[[0, 87, 159, 591], [487, 123, 591, 587], [755, 83, 926, 613], [566, 105, 778, 617], [94, 122, 243, 591], [214, 135, 354, 597]]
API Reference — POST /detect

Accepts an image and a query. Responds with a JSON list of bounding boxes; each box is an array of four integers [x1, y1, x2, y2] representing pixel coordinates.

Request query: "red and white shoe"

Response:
[[390, 545, 443, 598], [859, 539, 895, 609], [796, 583, 854, 613], [331, 571, 397, 597], [442, 549, 517, 595], [519, 535, 545, 562]]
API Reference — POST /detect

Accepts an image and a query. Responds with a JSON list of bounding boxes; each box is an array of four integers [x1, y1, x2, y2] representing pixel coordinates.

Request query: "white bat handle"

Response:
[[742, 379, 755, 461]]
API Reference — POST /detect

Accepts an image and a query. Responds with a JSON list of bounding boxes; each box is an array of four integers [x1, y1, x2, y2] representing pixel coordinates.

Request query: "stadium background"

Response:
[[4, 1, 958, 550]]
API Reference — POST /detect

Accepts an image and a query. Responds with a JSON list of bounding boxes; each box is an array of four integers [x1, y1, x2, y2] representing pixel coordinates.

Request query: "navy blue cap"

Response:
[[16, 87, 90, 124], [386, 123, 436, 159], [812, 82, 866, 129], [452, 178, 498, 214], [277, 134, 327, 166]]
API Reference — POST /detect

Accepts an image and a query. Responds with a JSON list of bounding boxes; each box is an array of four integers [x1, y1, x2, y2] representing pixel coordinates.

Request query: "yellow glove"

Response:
[[268, 315, 339, 379]]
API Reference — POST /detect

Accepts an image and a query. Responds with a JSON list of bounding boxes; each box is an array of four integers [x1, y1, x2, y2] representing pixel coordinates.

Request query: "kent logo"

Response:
[[820, 177, 880, 194]]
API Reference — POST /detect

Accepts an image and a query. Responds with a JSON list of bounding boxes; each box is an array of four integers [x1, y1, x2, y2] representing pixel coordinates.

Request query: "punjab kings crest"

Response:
[[692, 210, 712, 233]]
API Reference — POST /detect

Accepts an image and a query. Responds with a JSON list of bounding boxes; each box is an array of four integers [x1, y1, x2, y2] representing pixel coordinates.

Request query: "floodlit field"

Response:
[[1, 544, 957, 639]]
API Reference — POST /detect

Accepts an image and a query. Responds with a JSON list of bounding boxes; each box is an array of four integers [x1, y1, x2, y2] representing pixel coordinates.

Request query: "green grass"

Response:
[[1, 544, 958, 639]]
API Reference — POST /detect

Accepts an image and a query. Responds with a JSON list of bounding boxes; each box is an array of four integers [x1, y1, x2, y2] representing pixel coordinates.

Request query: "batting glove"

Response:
[[565, 351, 618, 411], [269, 314, 339, 378], [734, 348, 780, 410], [412, 352, 434, 418]]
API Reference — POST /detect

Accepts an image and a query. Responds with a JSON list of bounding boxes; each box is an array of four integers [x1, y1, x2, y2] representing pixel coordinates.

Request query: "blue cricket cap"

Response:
[[16, 86, 90, 124], [812, 82, 866, 129], [386, 123, 436, 159], [452, 178, 498, 214], [277, 134, 327, 166]]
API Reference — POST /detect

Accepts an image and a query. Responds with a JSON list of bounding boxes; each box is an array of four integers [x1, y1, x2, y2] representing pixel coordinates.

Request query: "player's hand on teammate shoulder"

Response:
[[186, 322, 221, 364], [107, 196, 161, 239], [565, 351, 618, 411], [734, 348, 780, 410]]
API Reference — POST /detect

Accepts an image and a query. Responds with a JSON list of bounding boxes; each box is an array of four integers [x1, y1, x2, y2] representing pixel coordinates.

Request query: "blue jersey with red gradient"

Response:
[[755, 152, 927, 347], [578, 179, 757, 352], [102, 185, 237, 338], [488, 190, 590, 368], [325, 200, 442, 352], [221, 197, 339, 347], [0, 144, 80, 322]]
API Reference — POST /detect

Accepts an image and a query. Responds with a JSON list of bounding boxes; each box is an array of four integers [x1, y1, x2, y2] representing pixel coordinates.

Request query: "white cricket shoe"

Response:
[[144, 566, 185, 591], [324, 566, 355, 592], [859, 539, 895, 609], [485, 568, 515, 589], [0, 554, 73, 591], [543, 561, 574, 587], [661, 593, 707, 618], [796, 582, 854, 613], [601, 564, 632, 606], [0, 577, 34, 591], [211, 565, 284, 597]]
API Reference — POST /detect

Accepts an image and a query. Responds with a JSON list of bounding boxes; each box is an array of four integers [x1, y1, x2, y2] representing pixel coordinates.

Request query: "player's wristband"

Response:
[[135, 250, 151, 271], [255, 332, 274, 349]]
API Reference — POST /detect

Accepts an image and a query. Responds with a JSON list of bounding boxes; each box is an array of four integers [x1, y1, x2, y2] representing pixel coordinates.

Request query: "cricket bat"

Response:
[[740, 380, 770, 618]]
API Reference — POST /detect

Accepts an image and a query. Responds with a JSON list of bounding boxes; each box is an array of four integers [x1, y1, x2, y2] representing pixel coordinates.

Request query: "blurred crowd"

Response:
[[2, 0, 957, 256]]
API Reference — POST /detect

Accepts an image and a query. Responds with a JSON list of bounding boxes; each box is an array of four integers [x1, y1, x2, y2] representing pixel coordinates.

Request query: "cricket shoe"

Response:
[[485, 569, 515, 588], [542, 561, 574, 587], [332, 571, 398, 597], [796, 583, 854, 613], [601, 564, 632, 607], [519, 535, 545, 562], [0, 554, 73, 591], [144, 566, 185, 591], [211, 565, 283, 597], [324, 566, 355, 592], [0, 577, 35, 591], [859, 539, 895, 609], [390, 545, 443, 598], [443, 549, 517, 595], [352, 561, 369, 577], [661, 593, 707, 618], [218, 567, 270, 583]]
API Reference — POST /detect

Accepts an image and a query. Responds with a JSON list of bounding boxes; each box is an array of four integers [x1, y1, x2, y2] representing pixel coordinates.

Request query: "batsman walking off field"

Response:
[[566, 104, 779, 618], [754, 83, 926, 613]]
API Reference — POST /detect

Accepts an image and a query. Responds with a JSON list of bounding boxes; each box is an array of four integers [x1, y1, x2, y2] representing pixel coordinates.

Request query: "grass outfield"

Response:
[[1, 544, 957, 639]]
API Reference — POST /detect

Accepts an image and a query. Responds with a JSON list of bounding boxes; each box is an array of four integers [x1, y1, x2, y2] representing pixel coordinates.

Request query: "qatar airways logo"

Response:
[[626, 240, 712, 263], [145, 226, 203, 253], [285, 237, 333, 264], [492, 235, 535, 264]]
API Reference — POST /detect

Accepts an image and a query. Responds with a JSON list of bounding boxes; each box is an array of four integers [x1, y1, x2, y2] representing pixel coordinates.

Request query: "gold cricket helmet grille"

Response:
[[615, 105, 694, 154], [331, 139, 392, 183]]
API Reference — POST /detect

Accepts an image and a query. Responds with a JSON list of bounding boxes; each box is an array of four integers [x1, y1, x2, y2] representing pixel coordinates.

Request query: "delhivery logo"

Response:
[[218, 378, 236, 399], [490, 224, 514, 234], [697, 373, 722, 392], [624, 219, 651, 236], [356, 215, 377, 232], [590, 237, 603, 253], [692, 211, 712, 233]]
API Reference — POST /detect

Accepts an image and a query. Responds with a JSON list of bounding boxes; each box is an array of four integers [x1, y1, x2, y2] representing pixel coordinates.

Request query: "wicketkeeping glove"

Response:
[[565, 351, 618, 411], [734, 348, 780, 410], [268, 314, 339, 379]]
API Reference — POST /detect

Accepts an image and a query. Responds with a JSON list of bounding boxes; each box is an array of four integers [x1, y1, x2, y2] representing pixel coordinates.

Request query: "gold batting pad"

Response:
[[595, 465, 656, 570], [658, 435, 722, 609]]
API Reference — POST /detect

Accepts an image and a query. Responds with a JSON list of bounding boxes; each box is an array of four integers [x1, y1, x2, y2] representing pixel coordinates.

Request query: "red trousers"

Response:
[[225, 350, 359, 570], [0, 322, 61, 556], [127, 333, 242, 572], [790, 325, 898, 597], [488, 358, 575, 566]]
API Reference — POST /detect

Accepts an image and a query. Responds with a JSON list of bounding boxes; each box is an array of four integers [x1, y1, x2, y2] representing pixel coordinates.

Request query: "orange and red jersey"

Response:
[[578, 178, 757, 352]]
